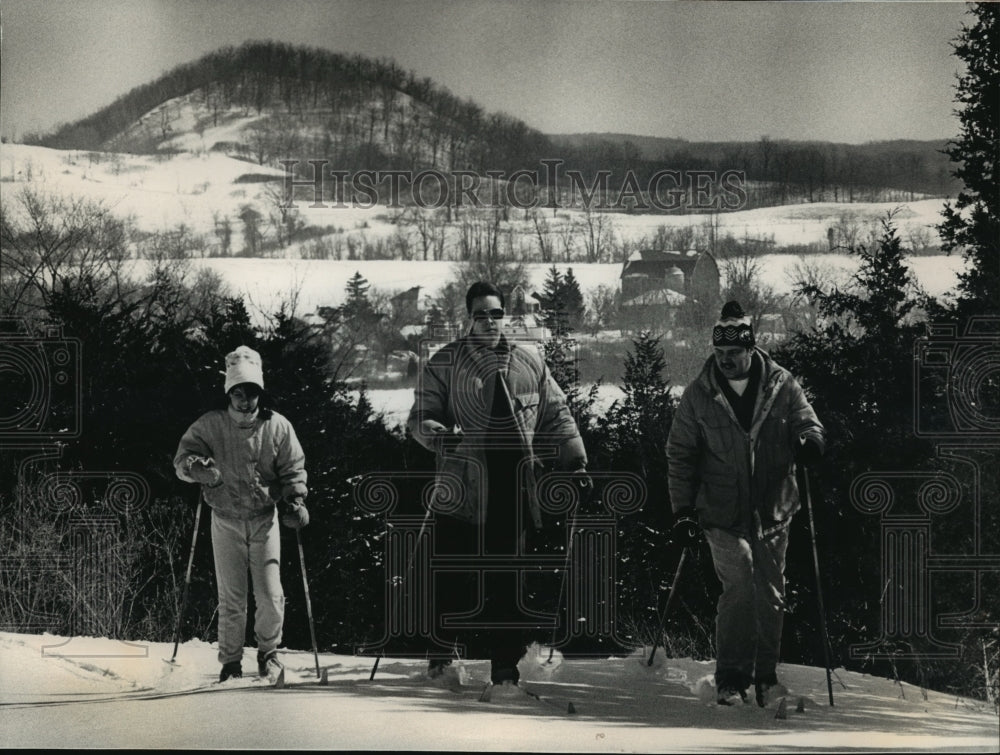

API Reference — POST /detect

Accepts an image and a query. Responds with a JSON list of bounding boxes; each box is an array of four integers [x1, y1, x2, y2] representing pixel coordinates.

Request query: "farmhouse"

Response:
[[390, 285, 424, 324], [620, 249, 720, 304]]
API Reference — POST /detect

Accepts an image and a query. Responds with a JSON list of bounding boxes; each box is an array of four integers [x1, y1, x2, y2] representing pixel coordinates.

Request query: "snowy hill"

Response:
[[1, 631, 996, 751]]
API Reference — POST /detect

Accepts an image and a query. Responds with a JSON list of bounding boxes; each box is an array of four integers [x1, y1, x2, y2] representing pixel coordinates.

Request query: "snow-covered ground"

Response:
[[0, 142, 950, 250], [1, 632, 996, 751], [111, 252, 962, 322], [1, 142, 966, 316]]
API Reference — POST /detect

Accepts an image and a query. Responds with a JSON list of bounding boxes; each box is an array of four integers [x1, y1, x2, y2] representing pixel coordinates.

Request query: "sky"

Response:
[[0, 0, 971, 144]]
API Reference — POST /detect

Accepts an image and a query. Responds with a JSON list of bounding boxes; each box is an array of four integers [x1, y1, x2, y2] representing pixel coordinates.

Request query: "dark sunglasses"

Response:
[[471, 308, 505, 322]]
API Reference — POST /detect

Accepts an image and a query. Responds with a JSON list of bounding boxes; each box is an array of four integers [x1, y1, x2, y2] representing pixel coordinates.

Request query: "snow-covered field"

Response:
[[0, 141, 950, 250], [1, 632, 996, 751], [1, 142, 966, 317], [112, 252, 962, 321]]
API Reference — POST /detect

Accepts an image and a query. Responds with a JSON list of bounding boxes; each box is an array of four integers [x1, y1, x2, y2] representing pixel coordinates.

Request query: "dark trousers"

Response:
[[431, 449, 528, 672]]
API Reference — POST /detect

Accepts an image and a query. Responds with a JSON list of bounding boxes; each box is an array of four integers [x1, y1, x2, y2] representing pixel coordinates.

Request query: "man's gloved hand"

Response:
[[671, 507, 701, 547], [280, 496, 309, 529], [795, 436, 823, 466], [433, 425, 464, 456], [187, 456, 222, 488]]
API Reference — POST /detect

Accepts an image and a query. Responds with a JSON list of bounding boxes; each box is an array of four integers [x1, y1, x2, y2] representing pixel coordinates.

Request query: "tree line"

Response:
[[24, 41, 955, 210]]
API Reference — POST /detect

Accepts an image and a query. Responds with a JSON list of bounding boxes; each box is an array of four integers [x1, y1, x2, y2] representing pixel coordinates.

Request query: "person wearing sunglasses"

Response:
[[408, 280, 591, 688]]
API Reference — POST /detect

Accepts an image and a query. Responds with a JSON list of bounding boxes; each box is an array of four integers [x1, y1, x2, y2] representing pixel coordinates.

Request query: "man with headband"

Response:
[[666, 300, 825, 706]]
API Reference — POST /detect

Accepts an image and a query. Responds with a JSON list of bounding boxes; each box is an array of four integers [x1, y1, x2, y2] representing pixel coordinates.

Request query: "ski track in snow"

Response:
[[1, 632, 996, 751]]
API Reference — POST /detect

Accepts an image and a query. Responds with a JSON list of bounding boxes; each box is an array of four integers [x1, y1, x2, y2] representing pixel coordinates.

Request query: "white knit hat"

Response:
[[224, 345, 264, 393]]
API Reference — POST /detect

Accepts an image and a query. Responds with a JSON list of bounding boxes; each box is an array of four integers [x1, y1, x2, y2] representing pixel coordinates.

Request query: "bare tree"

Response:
[[556, 218, 577, 263], [578, 206, 615, 263], [527, 208, 554, 263], [585, 283, 620, 336], [404, 207, 446, 261], [263, 183, 303, 248], [783, 256, 845, 332], [1, 188, 131, 317], [720, 242, 780, 334]]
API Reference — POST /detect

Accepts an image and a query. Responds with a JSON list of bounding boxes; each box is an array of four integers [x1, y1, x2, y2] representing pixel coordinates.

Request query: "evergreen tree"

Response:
[[589, 331, 688, 650], [563, 268, 586, 332], [772, 216, 942, 681], [540, 265, 567, 336], [539, 265, 587, 336], [340, 271, 378, 327], [938, 3, 1000, 317], [342, 271, 370, 314], [780, 214, 932, 468]]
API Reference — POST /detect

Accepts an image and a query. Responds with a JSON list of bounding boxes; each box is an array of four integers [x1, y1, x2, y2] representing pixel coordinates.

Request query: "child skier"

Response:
[[174, 345, 309, 682]]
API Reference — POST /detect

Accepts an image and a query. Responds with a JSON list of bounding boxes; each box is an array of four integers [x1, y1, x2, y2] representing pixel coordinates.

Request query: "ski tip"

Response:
[[319, 668, 329, 686], [774, 697, 788, 720]]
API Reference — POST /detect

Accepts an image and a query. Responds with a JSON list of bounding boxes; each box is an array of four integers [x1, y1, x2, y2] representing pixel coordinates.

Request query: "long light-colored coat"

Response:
[[408, 335, 587, 527]]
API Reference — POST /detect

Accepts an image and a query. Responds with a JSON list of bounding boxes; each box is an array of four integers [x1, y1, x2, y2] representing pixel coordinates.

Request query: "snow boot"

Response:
[[716, 685, 749, 705], [427, 658, 452, 679], [754, 672, 787, 708], [490, 665, 520, 686], [219, 661, 242, 682], [715, 669, 750, 705], [258, 650, 282, 679]]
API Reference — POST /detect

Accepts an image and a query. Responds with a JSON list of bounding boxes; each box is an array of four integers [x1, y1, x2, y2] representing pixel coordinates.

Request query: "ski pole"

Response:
[[165, 496, 203, 666], [296, 528, 325, 682], [543, 475, 593, 666], [647, 547, 688, 667], [802, 466, 835, 706]]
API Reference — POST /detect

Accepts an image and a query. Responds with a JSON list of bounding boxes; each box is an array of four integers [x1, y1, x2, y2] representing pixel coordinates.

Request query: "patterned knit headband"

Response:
[[712, 301, 755, 347]]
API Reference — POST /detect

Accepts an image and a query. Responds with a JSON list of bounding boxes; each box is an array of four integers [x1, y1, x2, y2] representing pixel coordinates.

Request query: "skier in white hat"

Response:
[[174, 345, 309, 682]]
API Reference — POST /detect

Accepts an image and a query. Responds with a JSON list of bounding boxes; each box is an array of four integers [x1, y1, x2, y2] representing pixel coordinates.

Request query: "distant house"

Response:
[[620, 249, 720, 304], [390, 285, 423, 324], [510, 284, 542, 317], [619, 249, 720, 332]]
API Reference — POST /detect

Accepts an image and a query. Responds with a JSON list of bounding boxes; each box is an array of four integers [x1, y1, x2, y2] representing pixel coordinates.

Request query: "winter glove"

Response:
[[186, 456, 222, 488], [671, 507, 701, 548], [280, 497, 309, 530], [795, 436, 823, 466], [433, 425, 464, 456]]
